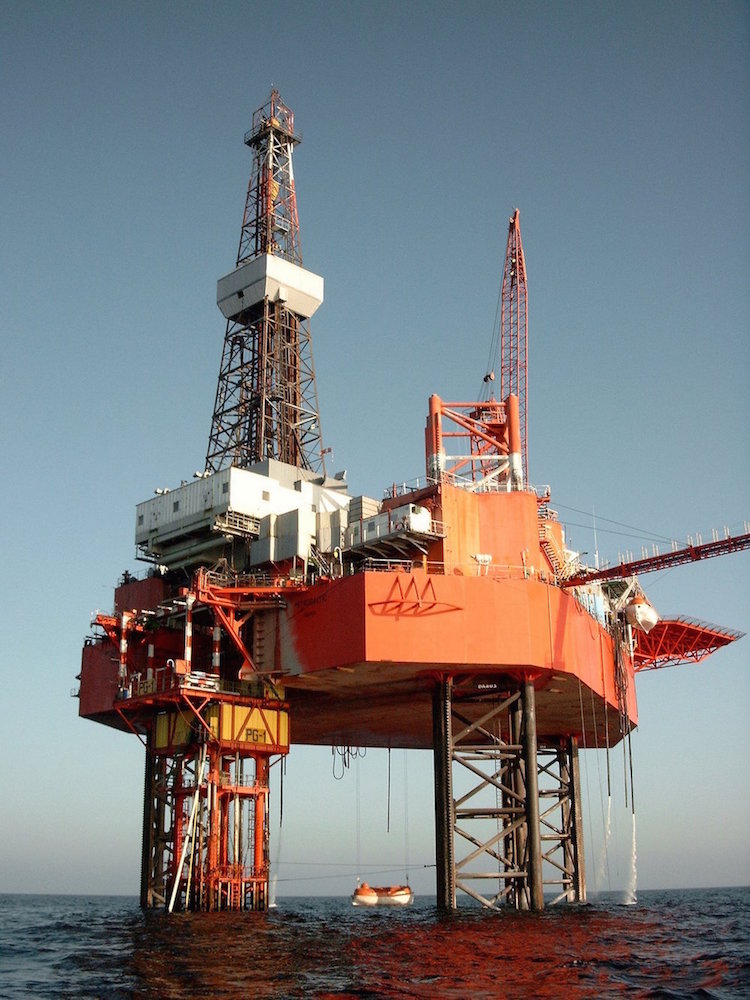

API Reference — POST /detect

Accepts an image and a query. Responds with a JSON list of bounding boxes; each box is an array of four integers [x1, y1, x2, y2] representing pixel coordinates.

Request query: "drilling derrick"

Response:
[[206, 89, 325, 474]]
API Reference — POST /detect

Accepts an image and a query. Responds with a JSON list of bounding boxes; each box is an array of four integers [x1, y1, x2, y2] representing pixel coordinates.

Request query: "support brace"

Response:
[[432, 676, 586, 911]]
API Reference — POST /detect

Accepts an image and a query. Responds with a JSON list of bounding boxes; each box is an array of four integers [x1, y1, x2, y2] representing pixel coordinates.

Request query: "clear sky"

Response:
[[1, 0, 748, 898]]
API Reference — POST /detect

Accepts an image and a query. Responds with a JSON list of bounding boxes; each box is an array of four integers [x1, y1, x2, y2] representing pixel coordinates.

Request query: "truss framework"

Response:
[[97, 568, 297, 912], [206, 298, 323, 474], [205, 90, 324, 475], [633, 615, 745, 672], [238, 90, 302, 266], [433, 677, 585, 911], [500, 210, 528, 479], [425, 395, 525, 490], [140, 736, 274, 912], [563, 531, 750, 588]]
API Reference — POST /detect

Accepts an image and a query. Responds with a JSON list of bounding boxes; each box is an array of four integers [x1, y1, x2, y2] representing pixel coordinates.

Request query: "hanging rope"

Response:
[[578, 679, 600, 889], [403, 750, 410, 884], [386, 748, 391, 834], [332, 744, 366, 780], [355, 755, 361, 882], [626, 728, 636, 816], [479, 268, 504, 399], [273, 757, 285, 892]]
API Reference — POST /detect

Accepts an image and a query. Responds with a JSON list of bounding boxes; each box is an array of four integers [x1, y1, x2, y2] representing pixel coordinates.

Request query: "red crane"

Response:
[[501, 210, 528, 480], [563, 529, 750, 587], [483, 210, 528, 483]]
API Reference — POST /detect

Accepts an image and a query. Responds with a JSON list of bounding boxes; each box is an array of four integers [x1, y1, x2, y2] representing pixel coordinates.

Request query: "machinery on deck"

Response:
[[76, 91, 747, 913]]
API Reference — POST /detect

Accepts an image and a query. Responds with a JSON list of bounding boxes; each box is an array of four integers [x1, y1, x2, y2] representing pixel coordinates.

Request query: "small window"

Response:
[[173, 501, 180, 513], [222, 482, 229, 494], [262, 490, 270, 501], [137, 514, 144, 526]]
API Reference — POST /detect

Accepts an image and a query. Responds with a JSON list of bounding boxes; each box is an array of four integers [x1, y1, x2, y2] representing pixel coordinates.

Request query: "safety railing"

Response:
[[355, 557, 541, 581], [125, 666, 266, 701], [199, 568, 305, 590], [383, 474, 553, 499]]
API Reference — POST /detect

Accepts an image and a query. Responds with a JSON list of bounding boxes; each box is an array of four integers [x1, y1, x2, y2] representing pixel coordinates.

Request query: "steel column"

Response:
[[521, 679, 544, 911], [509, 692, 528, 909], [140, 739, 155, 909], [432, 677, 455, 910], [569, 736, 586, 901]]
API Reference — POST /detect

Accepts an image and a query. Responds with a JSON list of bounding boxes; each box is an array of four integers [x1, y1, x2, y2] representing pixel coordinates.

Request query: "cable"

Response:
[[275, 863, 435, 884], [554, 503, 677, 543], [386, 747, 391, 835], [479, 276, 503, 400]]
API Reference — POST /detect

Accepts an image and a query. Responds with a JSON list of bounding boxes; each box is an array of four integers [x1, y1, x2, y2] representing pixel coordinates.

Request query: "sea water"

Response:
[[1, 887, 748, 998]]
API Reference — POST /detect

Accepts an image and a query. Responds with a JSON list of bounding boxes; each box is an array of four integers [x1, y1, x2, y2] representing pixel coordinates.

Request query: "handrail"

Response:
[[383, 473, 553, 498], [124, 668, 268, 701], [356, 557, 542, 580]]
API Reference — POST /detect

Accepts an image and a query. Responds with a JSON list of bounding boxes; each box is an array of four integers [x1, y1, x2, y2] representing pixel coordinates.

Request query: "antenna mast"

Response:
[[205, 90, 326, 474]]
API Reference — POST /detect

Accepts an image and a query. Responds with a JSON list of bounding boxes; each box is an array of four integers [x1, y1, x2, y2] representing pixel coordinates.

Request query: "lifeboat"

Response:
[[623, 594, 659, 633], [351, 882, 414, 906]]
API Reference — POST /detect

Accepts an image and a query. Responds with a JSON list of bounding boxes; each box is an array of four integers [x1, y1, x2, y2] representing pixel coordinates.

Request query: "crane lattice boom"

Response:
[[563, 530, 750, 587], [500, 210, 528, 481]]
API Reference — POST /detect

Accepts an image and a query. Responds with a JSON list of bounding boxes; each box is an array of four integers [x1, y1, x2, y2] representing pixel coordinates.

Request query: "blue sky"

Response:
[[1, 0, 747, 897]]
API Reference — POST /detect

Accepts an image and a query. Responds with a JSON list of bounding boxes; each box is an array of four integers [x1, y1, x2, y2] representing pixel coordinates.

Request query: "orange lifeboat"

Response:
[[623, 594, 659, 634], [351, 882, 414, 906]]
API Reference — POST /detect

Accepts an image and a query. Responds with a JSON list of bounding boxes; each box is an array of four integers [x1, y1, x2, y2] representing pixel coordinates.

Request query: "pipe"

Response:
[[521, 679, 544, 911], [432, 677, 455, 910], [425, 395, 445, 481], [212, 623, 222, 673], [254, 757, 268, 877], [168, 746, 206, 913], [184, 593, 195, 673], [119, 611, 131, 683], [569, 736, 586, 901], [506, 393, 523, 489]]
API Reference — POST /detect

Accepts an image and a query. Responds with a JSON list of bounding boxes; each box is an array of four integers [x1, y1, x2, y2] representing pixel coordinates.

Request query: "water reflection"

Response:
[[116, 890, 748, 999], [2, 890, 739, 999]]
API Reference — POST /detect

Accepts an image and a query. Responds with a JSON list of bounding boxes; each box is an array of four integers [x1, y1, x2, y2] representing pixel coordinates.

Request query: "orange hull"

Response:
[[352, 883, 414, 907], [250, 568, 636, 748], [79, 484, 639, 750]]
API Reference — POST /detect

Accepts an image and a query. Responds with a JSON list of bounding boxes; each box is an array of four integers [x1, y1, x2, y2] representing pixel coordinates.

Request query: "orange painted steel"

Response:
[[82, 575, 290, 911], [81, 464, 640, 751], [633, 616, 744, 672]]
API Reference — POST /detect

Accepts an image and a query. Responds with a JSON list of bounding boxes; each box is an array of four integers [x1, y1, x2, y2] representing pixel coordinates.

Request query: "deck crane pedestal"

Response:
[[76, 93, 745, 912]]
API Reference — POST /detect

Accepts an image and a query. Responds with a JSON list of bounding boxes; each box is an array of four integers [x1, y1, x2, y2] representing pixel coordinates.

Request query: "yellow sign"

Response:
[[153, 701, 289, 751]]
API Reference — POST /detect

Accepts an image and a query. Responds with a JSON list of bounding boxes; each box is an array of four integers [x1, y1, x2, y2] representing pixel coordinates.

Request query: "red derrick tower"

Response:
[[205, 89, 325, 475]]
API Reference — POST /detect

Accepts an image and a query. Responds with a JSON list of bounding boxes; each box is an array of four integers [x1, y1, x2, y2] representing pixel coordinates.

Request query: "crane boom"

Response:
[[562, 530, 750, 587], [500, 210, 528, 481]]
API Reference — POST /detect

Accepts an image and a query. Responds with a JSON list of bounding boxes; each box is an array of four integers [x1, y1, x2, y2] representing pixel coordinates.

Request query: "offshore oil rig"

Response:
[[76, 91, 748, 913]]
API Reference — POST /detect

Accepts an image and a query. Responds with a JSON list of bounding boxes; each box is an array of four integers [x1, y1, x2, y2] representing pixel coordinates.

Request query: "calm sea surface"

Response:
[[1, 888, 747, 999]]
